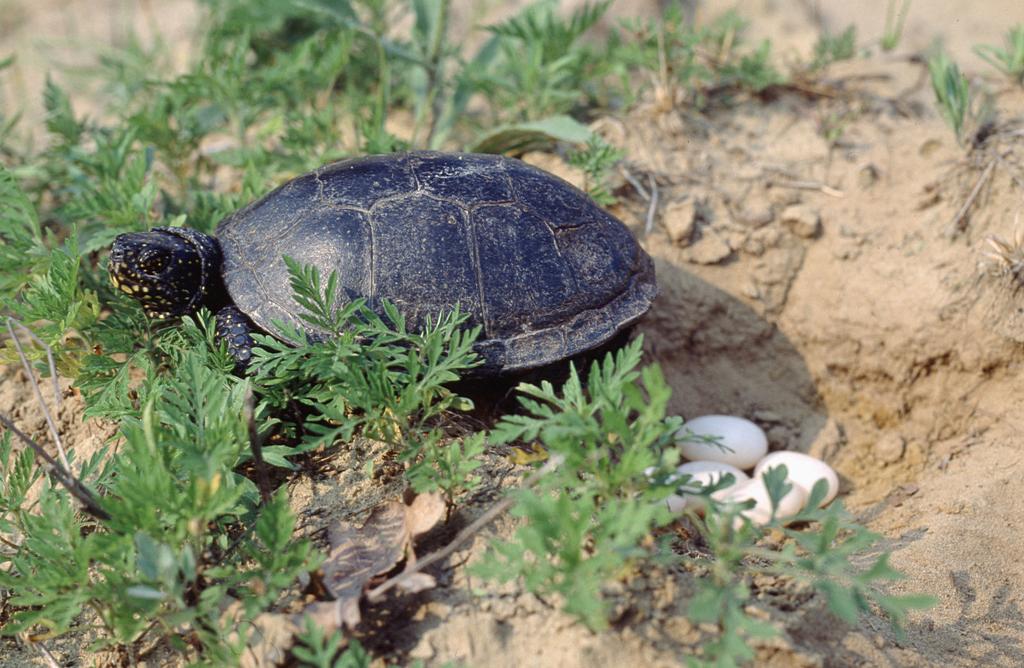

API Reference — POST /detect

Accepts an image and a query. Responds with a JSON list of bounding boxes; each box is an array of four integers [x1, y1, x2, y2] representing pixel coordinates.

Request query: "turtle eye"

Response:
[[139, 251, 169, 274]]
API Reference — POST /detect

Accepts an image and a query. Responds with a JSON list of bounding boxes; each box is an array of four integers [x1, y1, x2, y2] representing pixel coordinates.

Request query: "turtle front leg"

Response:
[[215, 306, 257, 371]]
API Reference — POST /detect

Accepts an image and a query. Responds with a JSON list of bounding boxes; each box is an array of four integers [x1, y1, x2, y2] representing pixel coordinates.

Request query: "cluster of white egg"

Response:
[[658, 415, 839, 525]]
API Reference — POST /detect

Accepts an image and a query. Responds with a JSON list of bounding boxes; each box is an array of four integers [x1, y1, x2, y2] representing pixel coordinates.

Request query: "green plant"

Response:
[[819, 110, 855, 149], [249, 260, 484, 498], [882, 0, 911, 52], [682, 466, 935, 666], [0, 242, 483, 662], [477, 342, 934, 662], [928, 50, 972, 142], [718, 39, 786, 92], [613, 3, 707, 104], [406, 431, 486, 508], [472, 0, 613, 122], [292, 620, 371, 668], [476, 339, 682, 629], [974, 25, 1024, 85], [811, 26, 857, 70], [0, 170, 101, 373], [613, 7, 786, 104], [0, 348, 317, 659], [567, 135, 624, 206], [0, 164, 44, 296]]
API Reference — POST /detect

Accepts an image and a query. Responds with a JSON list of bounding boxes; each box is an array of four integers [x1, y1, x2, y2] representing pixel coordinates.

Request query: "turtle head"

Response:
[[109, 227, 221, 319]]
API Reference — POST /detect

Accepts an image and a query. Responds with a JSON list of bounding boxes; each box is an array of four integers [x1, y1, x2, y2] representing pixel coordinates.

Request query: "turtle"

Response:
[[108, 151, 657, 375]]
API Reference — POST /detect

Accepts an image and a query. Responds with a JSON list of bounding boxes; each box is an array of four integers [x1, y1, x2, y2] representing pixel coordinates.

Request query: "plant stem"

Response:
[[412, 0, 452, 149]]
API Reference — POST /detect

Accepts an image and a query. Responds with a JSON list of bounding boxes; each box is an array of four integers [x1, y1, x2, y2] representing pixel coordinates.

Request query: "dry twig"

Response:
[[644, 173, 660, 236], [5, 318, 71, 472], [619, 165, 650, 200], [25, 637, 61, 668], [948, 157, 998, 236], [772, 179, 845, 198], [243, 387, 272, 505]]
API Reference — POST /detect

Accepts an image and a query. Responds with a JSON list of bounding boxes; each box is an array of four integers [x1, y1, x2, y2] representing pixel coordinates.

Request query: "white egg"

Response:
[[665, 493, 688, 513], [675, 461, 750, 497], [719, 477, 807, 526], [753, 451, 839, 507], [676, 415, 768, 470], [643, 466, 690, 514]]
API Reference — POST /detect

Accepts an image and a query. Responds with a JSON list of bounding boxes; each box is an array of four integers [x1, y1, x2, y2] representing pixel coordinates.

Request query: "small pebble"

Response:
[[752, 410, 782, 423], [743, 236, 766, 256], [677, 415, 769, 470], [858, 164, 880, 189], [663, 199, 698, 245], [919, 138, 942, 157], [766, 425, 790, 447], [751, 225, 783, 249], [753, 451, 840, 507], [780, 204, 822, 239], [875, 433, 906, 464], [685, 233, 733, 265], [737, 200, 774, 228]]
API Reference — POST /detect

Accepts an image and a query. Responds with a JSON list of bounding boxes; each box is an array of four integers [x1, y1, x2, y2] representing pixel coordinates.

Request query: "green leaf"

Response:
[[876, 593, 939, 622], [973, 25, 1024, 83], [471, 115, 593, 155], [802, 478, 830, 512], [760, 463, 793, 519], [818, 580, 862, 623], [43, 77, 83, 144], [6, 447, 38, 508], [258, 445, 299, 470], [0, 164, 43, 294], [858, 552, 904, 583]]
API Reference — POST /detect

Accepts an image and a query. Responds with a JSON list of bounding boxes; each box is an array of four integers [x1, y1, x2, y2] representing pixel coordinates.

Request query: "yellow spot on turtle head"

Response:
[[120, 285, 134, 295]]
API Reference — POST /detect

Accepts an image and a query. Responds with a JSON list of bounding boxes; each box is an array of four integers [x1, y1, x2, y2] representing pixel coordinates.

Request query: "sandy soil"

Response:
[[3, 0, 1024, 666]]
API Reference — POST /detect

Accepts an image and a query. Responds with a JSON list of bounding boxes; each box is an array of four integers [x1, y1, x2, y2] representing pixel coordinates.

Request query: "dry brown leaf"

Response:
[[321, 501, 406, 629], [316, 492, 444, 630], [239, 613, 299, 668], [220, 599, 296, 668], [404, 491, 445, 537], [507, 442, 549, 465]]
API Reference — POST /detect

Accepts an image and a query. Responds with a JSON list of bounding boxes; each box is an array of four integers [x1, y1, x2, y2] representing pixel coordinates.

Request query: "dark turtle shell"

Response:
[[216, 151, 656, 374]]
